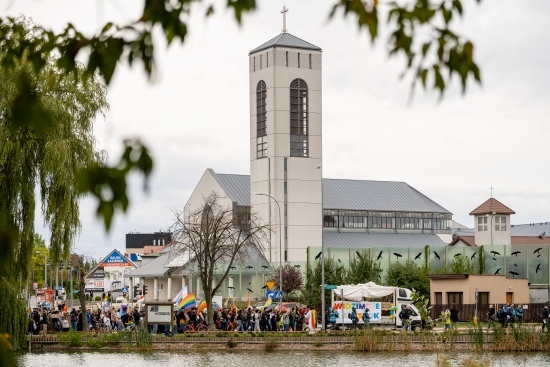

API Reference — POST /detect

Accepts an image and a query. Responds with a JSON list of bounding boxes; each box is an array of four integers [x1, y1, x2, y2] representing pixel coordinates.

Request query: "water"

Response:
[[17, 351, 550, 367]]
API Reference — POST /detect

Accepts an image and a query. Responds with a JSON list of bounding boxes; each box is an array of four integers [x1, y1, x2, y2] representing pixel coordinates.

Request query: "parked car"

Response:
[[263, 301, 305, 312]]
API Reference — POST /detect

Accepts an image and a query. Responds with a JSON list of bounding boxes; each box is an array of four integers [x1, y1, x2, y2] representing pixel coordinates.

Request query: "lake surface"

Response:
[[17, 351, 550, 367]]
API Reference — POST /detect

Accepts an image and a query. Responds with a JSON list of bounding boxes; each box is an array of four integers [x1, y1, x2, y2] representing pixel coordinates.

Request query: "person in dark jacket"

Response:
[[497, 306, 507, 327], [450, 304, 460, 329]]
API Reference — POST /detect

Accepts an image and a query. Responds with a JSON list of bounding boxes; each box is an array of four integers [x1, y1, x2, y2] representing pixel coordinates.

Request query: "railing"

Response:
[[430, 303, 547, 322]]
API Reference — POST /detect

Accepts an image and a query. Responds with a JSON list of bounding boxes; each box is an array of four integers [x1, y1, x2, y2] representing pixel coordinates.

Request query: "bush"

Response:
[[58, 329, 83, 347]]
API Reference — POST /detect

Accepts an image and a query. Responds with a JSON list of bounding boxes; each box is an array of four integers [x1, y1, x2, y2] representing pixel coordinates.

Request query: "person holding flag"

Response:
[[305, 305, 317, 334]]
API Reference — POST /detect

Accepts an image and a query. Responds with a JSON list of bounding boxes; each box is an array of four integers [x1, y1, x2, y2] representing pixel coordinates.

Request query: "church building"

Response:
[[184, 29, 452, 271]]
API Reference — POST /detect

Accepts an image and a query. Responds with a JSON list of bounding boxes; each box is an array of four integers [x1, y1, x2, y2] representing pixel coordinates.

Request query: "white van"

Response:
[[331, 282, 423, 330]]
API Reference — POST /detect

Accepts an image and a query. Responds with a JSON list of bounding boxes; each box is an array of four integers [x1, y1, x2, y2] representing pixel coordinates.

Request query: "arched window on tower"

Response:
[[290, 78, 308, 157], [256, 80, 267, 158]]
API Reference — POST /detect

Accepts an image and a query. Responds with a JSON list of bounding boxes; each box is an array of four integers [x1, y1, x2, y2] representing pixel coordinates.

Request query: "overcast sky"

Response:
[[8, 0, 549, 260]]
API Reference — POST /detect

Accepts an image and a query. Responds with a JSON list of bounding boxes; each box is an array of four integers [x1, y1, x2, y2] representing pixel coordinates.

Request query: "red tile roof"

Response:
[[469, 198, 515, 216]]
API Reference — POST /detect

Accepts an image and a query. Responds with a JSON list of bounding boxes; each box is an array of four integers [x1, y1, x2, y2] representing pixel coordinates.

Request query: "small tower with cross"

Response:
[[469, 195, 515, 246], [248, 7, 323, 264]]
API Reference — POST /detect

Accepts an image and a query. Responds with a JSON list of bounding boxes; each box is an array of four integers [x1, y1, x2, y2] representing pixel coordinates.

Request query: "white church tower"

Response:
[[249, 10, 323, 265]]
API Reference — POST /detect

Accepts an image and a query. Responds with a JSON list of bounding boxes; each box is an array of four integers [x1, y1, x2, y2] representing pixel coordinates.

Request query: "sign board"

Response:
[[324, 284, 337, 290], [332, 301, 382, 323], [91, 267, 105, 279], [99, 250, 133, 267], [145, 303, 174, 324], [266, 281, 276, 290], [265, 290, 283, 299]]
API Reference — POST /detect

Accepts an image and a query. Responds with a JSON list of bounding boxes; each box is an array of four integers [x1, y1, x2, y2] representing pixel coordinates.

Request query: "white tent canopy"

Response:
[[334, 282, 409, 301]]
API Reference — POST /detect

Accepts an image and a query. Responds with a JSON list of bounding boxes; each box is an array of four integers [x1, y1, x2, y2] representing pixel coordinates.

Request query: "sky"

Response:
[[7, 0, 550, 260]]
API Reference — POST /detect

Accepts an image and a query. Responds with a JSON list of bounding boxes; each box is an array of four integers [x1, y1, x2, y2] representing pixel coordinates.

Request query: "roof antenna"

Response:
[[281, 5, 289, 33]]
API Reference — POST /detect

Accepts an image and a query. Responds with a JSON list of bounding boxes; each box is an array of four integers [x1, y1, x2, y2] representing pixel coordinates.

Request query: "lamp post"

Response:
[[316, 165, 325, 332], [253, 192, 283, 306]]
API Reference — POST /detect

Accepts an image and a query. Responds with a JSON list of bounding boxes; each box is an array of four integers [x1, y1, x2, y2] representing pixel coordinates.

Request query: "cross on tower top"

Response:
[[281, 6, 289, 33], [489, 185, 494, 198]]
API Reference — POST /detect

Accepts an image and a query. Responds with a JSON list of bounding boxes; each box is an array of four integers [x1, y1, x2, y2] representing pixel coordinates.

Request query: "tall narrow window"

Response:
[[309, 54, 312, 69], [267, 52, 269, 67], [290, 79, 308, 157], [260, 54, 262, 69], [253, 57, 255, 72], [256, 80, 267, 158], [297, 53, 300, 68], [286, 51, 289, 67]]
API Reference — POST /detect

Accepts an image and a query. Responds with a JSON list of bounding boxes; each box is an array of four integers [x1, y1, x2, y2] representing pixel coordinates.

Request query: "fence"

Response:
[[430, 303, 548, 323]]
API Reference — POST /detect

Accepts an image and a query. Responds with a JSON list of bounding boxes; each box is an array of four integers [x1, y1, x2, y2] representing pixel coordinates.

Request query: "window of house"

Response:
[[309, 53, 312, 69], [478, 292, 489, 305], [478, 216, 487, 231], [495, 216, 507, 231], [290, 78, 308, 157], [256, 80, 267, 158], [286, 51, 288, 67], [435, 292, 442, 305], [447, 292, 463, 305]]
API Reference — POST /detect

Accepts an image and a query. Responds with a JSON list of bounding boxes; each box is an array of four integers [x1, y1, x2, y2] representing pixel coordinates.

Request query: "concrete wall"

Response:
[[429, 274, 529, 304]]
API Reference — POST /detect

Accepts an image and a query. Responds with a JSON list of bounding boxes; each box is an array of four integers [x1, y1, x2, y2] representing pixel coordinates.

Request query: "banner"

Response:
[[331, 301, 382, 323]]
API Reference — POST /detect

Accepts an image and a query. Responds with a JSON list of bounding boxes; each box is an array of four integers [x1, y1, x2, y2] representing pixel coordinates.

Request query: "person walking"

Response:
[[450, 304, 460, 330], [487, 304, 495, 331], [350, 306, 358, 329], [541, 305, 549, 332], [329, 307, 337, 331], [362, 307, 371, 329]]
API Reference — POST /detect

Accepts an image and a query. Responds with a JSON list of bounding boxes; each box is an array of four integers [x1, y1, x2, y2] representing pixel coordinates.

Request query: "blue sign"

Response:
[[265, 290, 283, 299], [122, 287, 128, 294]]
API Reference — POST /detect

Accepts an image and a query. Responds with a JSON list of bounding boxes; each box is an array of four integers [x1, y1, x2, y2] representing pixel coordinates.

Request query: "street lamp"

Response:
[[317, 165, 325, 331], [253, 192, 283, 306]]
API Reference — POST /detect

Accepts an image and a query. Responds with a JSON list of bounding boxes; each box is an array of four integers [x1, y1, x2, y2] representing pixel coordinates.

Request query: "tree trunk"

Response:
[[205, 287, 214, 330], [78, 260, 89, 332]]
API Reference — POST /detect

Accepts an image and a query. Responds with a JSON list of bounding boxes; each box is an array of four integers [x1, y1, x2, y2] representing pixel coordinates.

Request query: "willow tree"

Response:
[[0, 19, 108, 349]]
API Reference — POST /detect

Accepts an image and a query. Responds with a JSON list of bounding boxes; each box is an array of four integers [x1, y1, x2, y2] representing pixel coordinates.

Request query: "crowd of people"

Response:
[[27, 302, 146, 335], [487, 303, 525, 329], [171, 305, 318, 334]]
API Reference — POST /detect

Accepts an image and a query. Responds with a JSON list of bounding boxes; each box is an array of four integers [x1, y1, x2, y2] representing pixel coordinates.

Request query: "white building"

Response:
[[184, 31, 452, 270]]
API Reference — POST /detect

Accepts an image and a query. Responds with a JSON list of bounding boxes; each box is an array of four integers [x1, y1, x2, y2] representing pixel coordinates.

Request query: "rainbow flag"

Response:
[[176, 292, 196, 310], [172, 286, 188, 304], [197, 299, 207, 313], [264, 296, 273, 309]]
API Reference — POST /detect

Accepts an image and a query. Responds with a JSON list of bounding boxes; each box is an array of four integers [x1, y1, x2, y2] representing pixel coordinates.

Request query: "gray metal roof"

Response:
[[207, 171, 450, 213], [249, 33, 321, 54], [324, 231, 446, 249], [452, 227, 475, 236], [323, 179, 451, 214], [511, 222, 550, 236], [125, 251, 171, 278], [213, 172, 250, 206], [452, 222, 550, 237]]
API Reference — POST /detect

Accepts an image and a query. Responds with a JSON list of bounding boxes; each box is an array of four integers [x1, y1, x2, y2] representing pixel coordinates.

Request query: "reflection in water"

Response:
[[17, 351, 550, 367]]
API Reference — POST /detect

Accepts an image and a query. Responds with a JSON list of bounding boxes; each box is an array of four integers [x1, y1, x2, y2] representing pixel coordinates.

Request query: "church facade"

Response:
[[184, 31, 453, 270]]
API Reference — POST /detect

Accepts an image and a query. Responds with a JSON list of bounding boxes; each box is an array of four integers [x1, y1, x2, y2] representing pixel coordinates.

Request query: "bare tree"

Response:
[[271, 264, 304, 297], [170, 193, 269, 329]]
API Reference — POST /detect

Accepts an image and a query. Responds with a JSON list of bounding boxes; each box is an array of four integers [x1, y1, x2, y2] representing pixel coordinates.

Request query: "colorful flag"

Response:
[[264, 296, 273, 309], [197, 299, 207, 313], [176, 292, 196, 310]]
